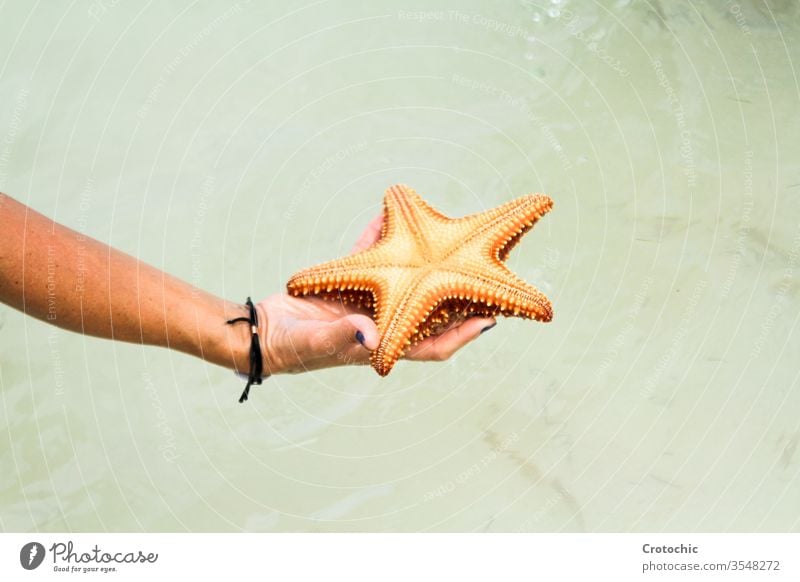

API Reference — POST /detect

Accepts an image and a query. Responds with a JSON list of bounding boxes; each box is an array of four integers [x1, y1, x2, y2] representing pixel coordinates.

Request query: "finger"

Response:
[[303, 313, 379, 362], [350, 213, 384, 254], [406, 317, 496, 362]]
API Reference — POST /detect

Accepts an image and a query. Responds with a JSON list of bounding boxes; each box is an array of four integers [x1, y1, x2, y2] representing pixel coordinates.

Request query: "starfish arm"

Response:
[[431, 267, 553, 322], [453, 193, 553, 261], [369, 272, 443, 376], [286, 255, 388, 295], [371, 265, 552, 377], [285, 238, 404, 292], [382, 184, 452, 243]]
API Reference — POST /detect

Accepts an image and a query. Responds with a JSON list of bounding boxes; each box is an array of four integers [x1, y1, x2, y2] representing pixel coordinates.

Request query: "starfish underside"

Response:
[[287, 184, 554, 376]]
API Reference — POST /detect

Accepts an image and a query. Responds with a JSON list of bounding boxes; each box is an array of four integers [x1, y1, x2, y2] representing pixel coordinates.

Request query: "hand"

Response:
[[255, 214, 496, 375]]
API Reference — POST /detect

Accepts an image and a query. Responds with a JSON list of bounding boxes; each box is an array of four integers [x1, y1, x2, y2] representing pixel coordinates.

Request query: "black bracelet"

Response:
[[226, 297, 264, 403]]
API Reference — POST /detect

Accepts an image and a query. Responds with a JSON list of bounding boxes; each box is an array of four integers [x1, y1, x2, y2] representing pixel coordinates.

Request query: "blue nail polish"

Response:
[[480, 323, 497, 334], [355, 330, 366, 345]]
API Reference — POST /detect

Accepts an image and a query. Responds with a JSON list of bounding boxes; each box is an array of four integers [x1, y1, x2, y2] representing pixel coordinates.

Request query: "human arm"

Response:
[[0, 192, 252, 374], [0, 193, 495, 381]]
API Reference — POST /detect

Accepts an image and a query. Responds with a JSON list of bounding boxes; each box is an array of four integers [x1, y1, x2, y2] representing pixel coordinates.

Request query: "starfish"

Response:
[[287, 185, 554, 376]]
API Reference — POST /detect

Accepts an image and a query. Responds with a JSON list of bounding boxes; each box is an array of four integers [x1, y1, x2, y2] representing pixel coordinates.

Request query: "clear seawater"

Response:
[[1, 0, 798, 532]]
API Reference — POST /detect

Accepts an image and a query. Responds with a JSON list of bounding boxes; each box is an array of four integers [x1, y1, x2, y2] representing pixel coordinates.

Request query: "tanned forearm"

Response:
[[0, 192, 251, 374]]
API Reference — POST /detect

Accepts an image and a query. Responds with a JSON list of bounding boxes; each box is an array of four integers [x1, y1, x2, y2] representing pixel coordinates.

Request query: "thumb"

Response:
[[311, 313, 380, 356]]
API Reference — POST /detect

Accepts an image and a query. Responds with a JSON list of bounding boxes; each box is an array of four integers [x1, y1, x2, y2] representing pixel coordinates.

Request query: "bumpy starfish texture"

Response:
[[287, 185, 554, 376]]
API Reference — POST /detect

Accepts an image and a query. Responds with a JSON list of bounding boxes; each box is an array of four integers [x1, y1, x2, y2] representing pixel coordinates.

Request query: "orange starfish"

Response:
[[287, 185, 554, 375]]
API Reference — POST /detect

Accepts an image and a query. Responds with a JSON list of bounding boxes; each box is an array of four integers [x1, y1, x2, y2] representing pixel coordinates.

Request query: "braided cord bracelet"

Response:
[[226, 297, 264, 403]]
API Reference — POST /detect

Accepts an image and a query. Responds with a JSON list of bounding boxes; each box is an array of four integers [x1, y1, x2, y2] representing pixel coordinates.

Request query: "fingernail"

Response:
[[480, 323, 497, 334], [355, 330, 366, 345]]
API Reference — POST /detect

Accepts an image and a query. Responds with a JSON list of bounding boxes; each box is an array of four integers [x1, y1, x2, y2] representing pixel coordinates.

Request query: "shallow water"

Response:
[[1, 0, 799, 532]]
